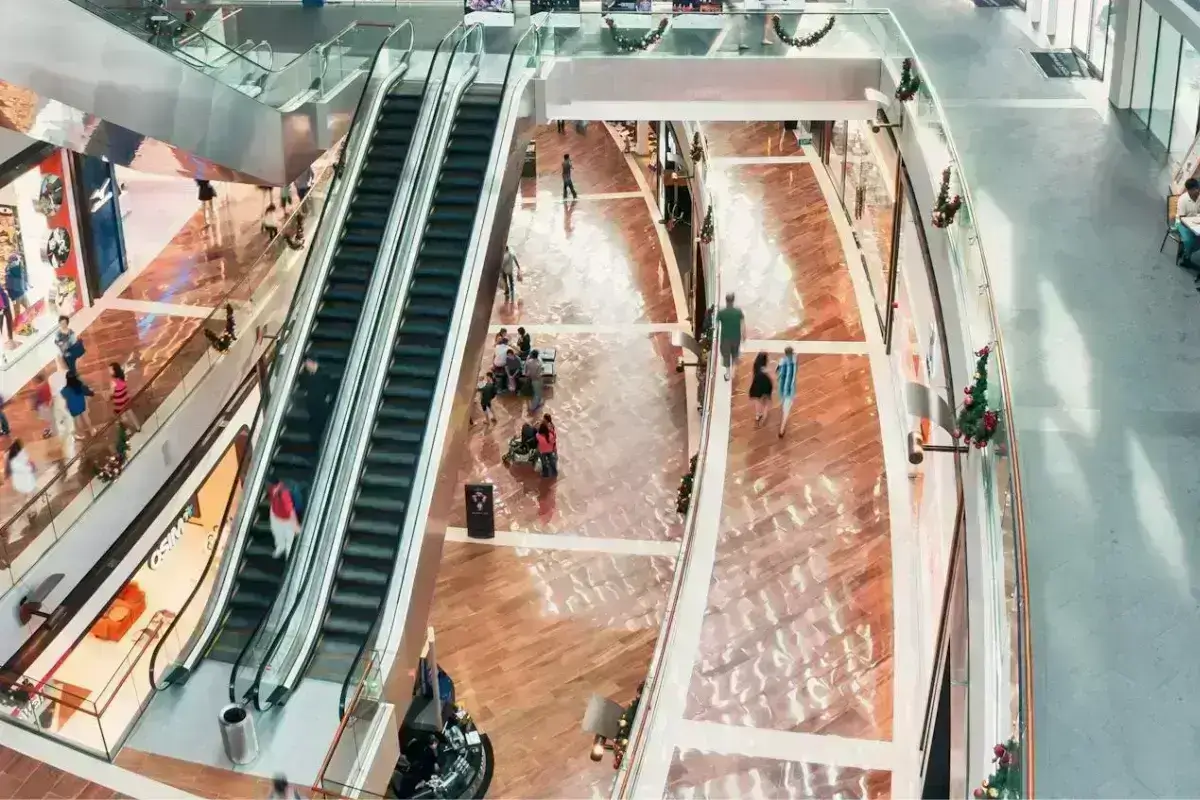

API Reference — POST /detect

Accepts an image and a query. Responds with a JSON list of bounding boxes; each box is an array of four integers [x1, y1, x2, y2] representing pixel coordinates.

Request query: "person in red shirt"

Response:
[[536, 418, 558, 479], [268, 480, 301, 559], [31, 373, 53, 439], [109, 363, 141, 433]]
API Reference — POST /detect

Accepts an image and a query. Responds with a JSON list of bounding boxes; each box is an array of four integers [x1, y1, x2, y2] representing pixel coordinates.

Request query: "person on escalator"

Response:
[[298, 358, 335, 452], [268, 480, 301, 559]]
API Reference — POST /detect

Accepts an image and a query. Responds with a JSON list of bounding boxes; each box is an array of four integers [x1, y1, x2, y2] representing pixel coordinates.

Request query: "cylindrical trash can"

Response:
[[218, 703, 259, 765]]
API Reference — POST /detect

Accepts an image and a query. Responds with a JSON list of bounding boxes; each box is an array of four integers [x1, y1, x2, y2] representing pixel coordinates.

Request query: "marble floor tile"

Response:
[[708, 163, 864, 342], [665, 749, 891, 800], [446, 332, 688, 541], [702, 122, 806, 160], [430, 542, 674, 799], [497, 198, 676, 326], [686, 355, 893, 741]]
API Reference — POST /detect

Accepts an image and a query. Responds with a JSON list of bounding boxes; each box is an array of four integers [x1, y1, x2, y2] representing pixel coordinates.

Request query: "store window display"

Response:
[[0, 151, 85, 368], [842, 120, 897, 328]]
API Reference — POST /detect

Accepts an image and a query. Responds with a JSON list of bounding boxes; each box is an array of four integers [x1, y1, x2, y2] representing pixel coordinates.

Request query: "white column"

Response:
[[636, 121, 651, 156], [1109, 0, 1140, 108]]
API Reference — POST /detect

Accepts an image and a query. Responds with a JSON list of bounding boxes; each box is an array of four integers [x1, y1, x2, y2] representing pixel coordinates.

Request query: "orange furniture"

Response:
[[90, 582, 146, 642]]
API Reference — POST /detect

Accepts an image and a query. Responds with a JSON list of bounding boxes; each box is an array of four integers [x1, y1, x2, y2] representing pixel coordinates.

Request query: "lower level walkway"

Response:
[[875, 0, 1199, 794]]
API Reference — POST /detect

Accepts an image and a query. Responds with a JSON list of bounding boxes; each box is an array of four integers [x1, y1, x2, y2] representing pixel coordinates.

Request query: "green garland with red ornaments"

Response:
[[97, 423, 130, 483], [771, 14, 836, 48], [973, 740, 1021, 798], [610, 682, 644, 770], [699, 206, 714, 245], [690, 131, 705, 166], [895, 57, 922, 102], [932, 166, 963, 228], [954, 345, 1000, 449], [604, 16, 668, 52]]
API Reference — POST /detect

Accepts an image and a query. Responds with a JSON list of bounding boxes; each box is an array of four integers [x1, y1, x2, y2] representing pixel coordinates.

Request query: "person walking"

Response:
[[109, 363, 142, 433], [776, 345, 798, 438], [748, 352, 773, 425], [267, 480, 301, 559], [31, 373, 54, 439], [196, 179, 217, 228], [524, 349, 545, 413], [54, 316, 85, 374], [268, 774, 302, 799], [5, 439, 38, 532], [715, 293, 746, 381], [562, 154, 578, 201], [61, 371, 95, 439], [536, 419, 558, 478], [499, 246, 521, 303], [476, 374, 497, 425], [298, 358, 335, 451]]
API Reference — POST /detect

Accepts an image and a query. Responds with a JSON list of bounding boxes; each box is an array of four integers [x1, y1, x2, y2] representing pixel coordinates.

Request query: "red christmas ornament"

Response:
[[994, 743, 1006, 758], [964, 386, 973, 395], [977, 345, 990, 357], [951, 428, 962, 440], [963, 396, 973, 407], [973, 789, 984, 799]]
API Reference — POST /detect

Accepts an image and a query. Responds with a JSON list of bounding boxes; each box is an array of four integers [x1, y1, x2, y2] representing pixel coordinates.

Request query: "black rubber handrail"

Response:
[[219, 27, 425, 708], [243, 25, 468, 714], [330, 19, 541, 721]]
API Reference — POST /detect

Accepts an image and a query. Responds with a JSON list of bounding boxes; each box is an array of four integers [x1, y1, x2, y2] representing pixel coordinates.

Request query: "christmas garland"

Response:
[[97, 423, 130, 483], [699, 206, 714, 245], [610, 682, 644, 770], [689, 131, 705, 166], [973, 740, 1021, 798], [954, 345, 1000, 449], [771, 14, 836, 49], [676, 454, 698, 514], [205, 328, 234, 353], [604, 16, 668, 53], [931, 166, 963, 229], [895, 57, 922, 102]]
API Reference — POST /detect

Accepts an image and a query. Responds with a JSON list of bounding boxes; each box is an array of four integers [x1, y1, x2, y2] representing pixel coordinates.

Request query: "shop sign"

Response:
[[148, 501, 195, 571]]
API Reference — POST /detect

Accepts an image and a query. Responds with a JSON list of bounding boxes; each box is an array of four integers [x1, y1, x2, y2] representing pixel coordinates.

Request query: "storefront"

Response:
[[1038, 0, 1116, 78], [814, 117, 960, 675], [1125, 0, 1200, 169], [4, 430, 247, 755], [0, 149, 87, 368]]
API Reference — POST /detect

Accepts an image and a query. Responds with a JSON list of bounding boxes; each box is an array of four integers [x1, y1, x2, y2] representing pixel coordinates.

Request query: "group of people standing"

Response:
[[478, 326, 560, 479]]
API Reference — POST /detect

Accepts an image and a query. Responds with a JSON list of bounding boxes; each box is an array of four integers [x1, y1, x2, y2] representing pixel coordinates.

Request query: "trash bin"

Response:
[[218, 703, 259, 765]]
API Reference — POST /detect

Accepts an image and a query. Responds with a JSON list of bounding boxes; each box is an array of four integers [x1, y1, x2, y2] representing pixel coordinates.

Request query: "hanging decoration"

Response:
[[932, 167, 963, 228], [954, 345, 1001, 449], [972, 740, 1021, 798], [771, 14, 836, 49], [604, 16, 669, 52], [690, 131, 706, 166], [895, 57, 922, 102], [699, 206, 714, 245], [97, 424, 130, 483], [676, 454, 698, 514], [610, 682, 644, 770], [205, 304, 237, 353]]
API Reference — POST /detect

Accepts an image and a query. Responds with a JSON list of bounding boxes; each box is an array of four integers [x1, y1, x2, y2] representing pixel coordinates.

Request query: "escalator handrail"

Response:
[[243, 23, 473, 713], [223, 24, 429, 707], [333, 21, 546, 720], [173, 21, 415, 684], [146, 347, 277, 691]]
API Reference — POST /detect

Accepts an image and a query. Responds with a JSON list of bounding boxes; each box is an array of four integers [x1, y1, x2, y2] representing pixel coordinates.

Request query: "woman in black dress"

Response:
[[748, 352, 773, 425], [196, 179, 217, 228]]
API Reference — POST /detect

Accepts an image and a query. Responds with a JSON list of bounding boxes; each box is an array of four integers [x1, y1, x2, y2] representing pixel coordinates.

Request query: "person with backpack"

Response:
[[268, 480, 301, 559]]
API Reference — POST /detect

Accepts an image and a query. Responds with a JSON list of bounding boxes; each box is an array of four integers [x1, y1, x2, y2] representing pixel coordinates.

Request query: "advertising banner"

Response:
[[603, 0, 653, 9], [34, 151, 83, 318], [532, 0, 581, 10], [75, 155, 128, 298], [465, 0, 515, 25]]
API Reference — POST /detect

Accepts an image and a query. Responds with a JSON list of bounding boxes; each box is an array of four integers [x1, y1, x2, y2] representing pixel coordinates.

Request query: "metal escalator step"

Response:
[[360, 471, 413, 492], [376, 406, 426, 424], [342, 230, 385, 247], [388, 361, 438, 381], [365, 448, 418, 468], [320, 303, 363, 323], [355, 493, 408, 514], [341, 535, 397, 561], [418, 241, 467, 261], [382, 382, 435, 404], [274, 451, 309, 470], [370, 144, 411, 161], [329, 588, 383, 614], [324, 618, 373, 641], [412, 264, 463, 283], [391, 342, 442, 360], [348, 512, 396, 537], [337, 565, 389, 588], [408, 278, 460, 301]]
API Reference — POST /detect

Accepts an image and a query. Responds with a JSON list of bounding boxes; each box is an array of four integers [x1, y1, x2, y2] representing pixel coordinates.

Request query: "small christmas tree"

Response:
[[97, 423, 130, 483], [699, 206, 714, 245], [676, 455, 698, 514], [973, 740, 1021, 799], [689, 131, 705, 165], [954, 346, 1000, 449]]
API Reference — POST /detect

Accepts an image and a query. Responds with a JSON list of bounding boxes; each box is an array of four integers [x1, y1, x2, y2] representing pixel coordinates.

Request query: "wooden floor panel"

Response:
[[519, 123, 638, 199], [0, 745, 126, 799], [665, 749, 891, 800], [115, 748, 292, 799], [431, 542, 673, 799], [686, 355, 894, 741], [448, 331, 688, 540], [702, 122, 805, 160], [708, 163, 863, 342], [496, 197, 675, 326]]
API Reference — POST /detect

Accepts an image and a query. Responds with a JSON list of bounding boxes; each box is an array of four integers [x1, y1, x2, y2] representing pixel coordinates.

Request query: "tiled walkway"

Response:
[[0, 746, 126, 799], [430, 122, 689, 798]]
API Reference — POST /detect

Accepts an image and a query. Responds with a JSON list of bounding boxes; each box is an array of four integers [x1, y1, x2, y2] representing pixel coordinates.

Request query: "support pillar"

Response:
[[636, 121, 651, 156]]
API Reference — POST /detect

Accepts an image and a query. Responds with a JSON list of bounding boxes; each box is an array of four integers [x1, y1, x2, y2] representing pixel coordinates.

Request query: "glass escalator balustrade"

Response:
[[310, 86, 505, 683], [208, 89, 423, 663]]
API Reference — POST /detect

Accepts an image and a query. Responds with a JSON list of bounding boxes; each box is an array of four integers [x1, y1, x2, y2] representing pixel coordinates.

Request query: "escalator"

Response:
[[305, 85, 505, 688], [3, 0, 394, 182], [204, 87, 426, 665]]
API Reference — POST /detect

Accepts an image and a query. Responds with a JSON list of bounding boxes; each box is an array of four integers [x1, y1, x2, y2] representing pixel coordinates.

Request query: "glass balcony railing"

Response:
[[0, 164, 337, 598]]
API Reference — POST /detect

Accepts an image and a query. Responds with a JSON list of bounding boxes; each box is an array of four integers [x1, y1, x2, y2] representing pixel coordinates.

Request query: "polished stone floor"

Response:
[[666, 749, 891, 800]]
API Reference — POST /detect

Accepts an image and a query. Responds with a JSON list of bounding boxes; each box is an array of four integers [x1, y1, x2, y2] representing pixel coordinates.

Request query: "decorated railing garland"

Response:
[[771, 14, 836, 48], [676, 454, 698, 514], [97, 423, 130, 483], [699, 206, 714, 245], [610, 682, 644, 770], [604, 16, 668, 52], [973, 740, 1021, 798], [895, 57, 922, 102], [931, 166, 963, 229], [690, 131, 706, 166], [954, 345, 1001, 450]]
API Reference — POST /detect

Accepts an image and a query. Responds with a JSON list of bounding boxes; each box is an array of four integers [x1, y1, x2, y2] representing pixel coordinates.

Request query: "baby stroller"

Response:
[[501, 423, 540, 468]]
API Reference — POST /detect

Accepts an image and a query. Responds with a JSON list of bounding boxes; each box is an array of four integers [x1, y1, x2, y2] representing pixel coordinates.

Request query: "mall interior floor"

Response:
[[0, 745, 127, 799], [0, 182, 315, 568]]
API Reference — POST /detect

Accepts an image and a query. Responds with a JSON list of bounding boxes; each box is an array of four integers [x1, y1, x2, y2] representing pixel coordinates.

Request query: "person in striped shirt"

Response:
[[109, 362, 141, 433], [775, 346, 798, 438]]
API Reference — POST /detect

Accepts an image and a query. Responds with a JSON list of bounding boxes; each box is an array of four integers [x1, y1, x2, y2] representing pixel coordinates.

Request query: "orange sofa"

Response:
[[90, 582, 147, 642]]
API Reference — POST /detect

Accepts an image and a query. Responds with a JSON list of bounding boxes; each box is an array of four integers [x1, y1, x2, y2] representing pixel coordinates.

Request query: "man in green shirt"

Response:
[[715, 292, 746, 381]]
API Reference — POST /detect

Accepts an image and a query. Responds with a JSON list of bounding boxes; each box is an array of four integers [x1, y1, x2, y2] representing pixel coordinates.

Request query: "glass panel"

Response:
[[845, 120, 897, 328], [1170, 41, 1200, 169], [829, 121, 848, 205], [1071, 0, 1095, 60], [1131, 3, 1161, 127], [1088, 0, 1116, 74], [1150, 19, 1183, 148]]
